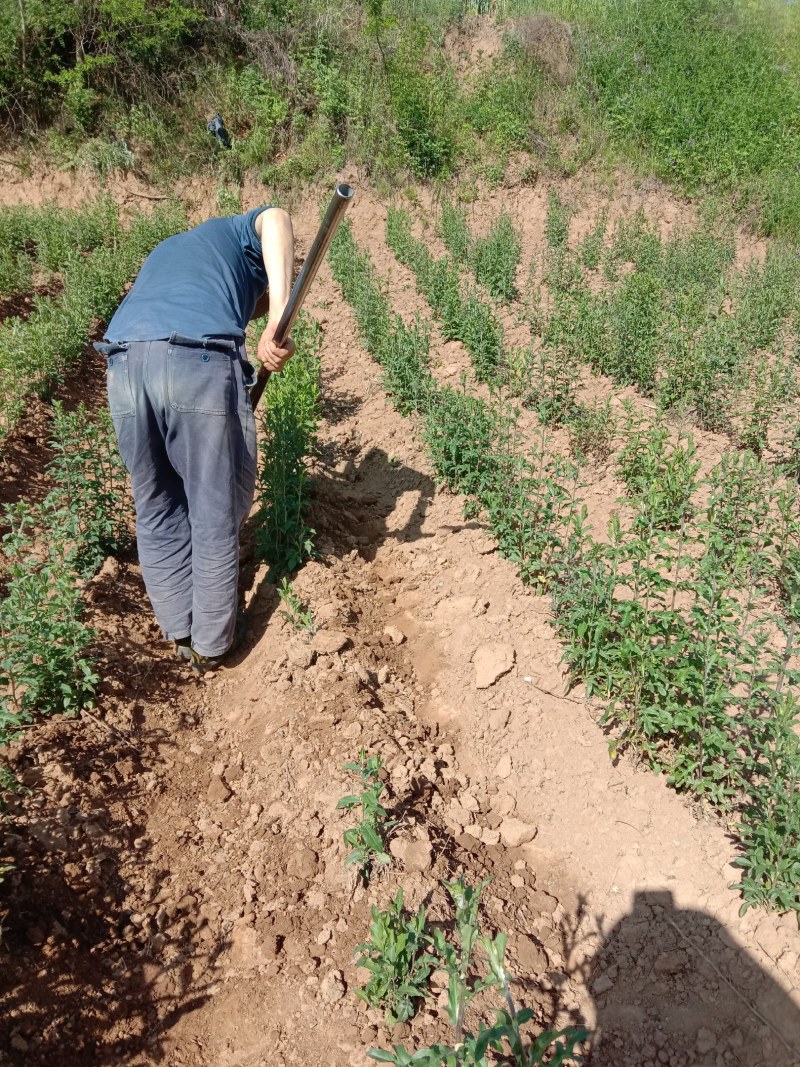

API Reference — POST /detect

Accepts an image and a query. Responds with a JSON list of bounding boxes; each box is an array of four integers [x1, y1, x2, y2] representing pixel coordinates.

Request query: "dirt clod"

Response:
[[498, 816, 536, 848], [206, 775, 232, 804], [473, 642, 515, 689]]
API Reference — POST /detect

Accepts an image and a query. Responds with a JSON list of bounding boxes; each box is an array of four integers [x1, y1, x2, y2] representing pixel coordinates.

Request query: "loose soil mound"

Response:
[[1, 176, 799, 1067]]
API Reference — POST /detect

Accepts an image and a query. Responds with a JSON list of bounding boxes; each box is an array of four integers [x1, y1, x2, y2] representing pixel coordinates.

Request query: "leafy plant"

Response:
[[545, 189, 572, 250], [471, 213, 521, 302], [355, 888, 437, 1026], [277, 577, 314, 634], [0, 201, 185, 445], [567, 398, 616, 463], [331, 212, 800, 916], [48, 402, 129, 576], [255, 313, 321, 579], [386, 207, 503, 383], [337, 748, 393, 883], [0, 403, 128, 757], [369, 877, 586, 1066]]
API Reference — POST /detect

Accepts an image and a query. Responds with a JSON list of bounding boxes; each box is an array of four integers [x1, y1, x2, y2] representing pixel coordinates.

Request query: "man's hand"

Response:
[[257, 317, 295, 373]]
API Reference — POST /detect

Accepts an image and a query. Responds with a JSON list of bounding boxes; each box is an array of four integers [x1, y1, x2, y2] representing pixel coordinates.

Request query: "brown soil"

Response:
[[0, 340, 107, 517], [0, 169, 799, 1067]]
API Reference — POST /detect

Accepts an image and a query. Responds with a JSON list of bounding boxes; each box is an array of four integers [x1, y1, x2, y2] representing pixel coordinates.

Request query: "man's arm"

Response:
[[255, 207, 296, 372]]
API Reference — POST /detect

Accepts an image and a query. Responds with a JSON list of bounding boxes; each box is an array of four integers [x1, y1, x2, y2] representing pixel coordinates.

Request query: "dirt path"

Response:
[[1, 177, 799, 1067]]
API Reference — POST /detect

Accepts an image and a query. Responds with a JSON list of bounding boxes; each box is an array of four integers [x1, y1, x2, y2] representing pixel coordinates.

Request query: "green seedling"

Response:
[[277, 577, 315, 634], [337, 748, 393, 883], [355, 888, 437, 1026], [369, 877, 586, 1066]]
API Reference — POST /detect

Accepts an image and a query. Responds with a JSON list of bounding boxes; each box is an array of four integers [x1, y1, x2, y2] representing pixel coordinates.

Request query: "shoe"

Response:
[[188, 614, 249, 674], [174, 636, 193, 662]]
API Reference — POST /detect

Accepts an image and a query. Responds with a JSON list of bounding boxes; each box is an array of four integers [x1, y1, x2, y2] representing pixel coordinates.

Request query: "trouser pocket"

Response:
[[96, 341, 135, 418], [167, 344, 234, 415]]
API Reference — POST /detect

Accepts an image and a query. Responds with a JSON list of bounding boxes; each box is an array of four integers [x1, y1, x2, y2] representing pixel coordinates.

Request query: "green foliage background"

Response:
[[2, 0, 798, 234]]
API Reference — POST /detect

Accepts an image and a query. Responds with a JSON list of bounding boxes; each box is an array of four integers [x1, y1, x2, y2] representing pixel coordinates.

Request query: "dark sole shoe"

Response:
[[174, 637, 193, 662], [189, 615, 249, 674]]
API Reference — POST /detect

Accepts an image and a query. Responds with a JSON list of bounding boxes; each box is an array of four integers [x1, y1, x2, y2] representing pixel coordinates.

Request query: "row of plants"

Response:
[[337, 750, 586, 1065], [0, 198, 120, 299], [0, 201, 186, 446], [390, 202, 593, 437], [0, 403, 128, 772], [436, 193, 800, 468], [438, 201, 522, 303], [254, 312, 323, 580], [331, 218, 800, 916], [385, 207, 504, 384]]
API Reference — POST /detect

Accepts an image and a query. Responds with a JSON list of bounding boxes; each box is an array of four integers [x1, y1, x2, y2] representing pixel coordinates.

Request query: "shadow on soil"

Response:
[[0, 554, 221, 1064], [560, 889, 800, 1067]]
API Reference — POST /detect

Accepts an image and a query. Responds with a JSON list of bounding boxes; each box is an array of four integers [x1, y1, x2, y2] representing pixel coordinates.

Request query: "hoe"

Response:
[[249, 182, 355, 411]]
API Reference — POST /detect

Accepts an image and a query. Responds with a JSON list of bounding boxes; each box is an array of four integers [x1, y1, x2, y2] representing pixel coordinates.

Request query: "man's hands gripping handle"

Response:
[[257, 319, 295, 374]]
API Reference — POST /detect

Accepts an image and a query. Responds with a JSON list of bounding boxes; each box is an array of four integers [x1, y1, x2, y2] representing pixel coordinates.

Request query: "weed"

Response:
[[370, 877, 586, 1065], [545, 189, 572, 249], [337, 748, 393, 884], [355, 888, 437, 1027], [471, 213, 521, 303], [277, 578, 315, 634], [567, 398, 616, 464]]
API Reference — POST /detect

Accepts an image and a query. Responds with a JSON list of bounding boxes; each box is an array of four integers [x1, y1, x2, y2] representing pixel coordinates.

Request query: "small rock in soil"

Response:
[[207, 775, 232, 804], [287, 641, 315, 668], [287, 847, 318, 880], [495, 753, 512, 779], [388, 832, 432, 873], [313, 630, 350, 655], [320, 969, 346, 1004], [696, 1028, 716, 1054], [653, 950, 686, 974], [499, 816, 536, 848], [473, 643, 515, 689], [515, 934, 548, 974], [383, 626, 406, 646], [593, 973, 614, 995]]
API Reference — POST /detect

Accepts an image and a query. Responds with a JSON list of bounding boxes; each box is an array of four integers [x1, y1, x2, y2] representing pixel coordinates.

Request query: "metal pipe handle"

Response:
[[250, 182, 355, 410]]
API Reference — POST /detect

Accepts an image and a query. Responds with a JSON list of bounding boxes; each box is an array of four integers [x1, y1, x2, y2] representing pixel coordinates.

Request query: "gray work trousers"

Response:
[[99, 335, 257, 657]]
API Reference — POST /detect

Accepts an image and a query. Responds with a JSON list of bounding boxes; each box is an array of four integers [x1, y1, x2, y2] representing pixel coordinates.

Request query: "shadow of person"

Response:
[[569, 889, 800, 1067], [236, 439, 441, 658]]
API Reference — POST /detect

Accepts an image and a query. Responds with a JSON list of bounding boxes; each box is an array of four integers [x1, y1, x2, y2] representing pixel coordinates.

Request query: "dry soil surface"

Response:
[[0, 172, 798, 1067]]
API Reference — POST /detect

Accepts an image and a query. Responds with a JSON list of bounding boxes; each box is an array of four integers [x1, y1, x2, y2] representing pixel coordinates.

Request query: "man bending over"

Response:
[[98, 206, 295, 671]]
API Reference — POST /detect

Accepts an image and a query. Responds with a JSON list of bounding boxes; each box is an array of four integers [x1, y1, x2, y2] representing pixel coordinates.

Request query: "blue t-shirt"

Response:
[[105, 206, 272, 341]]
